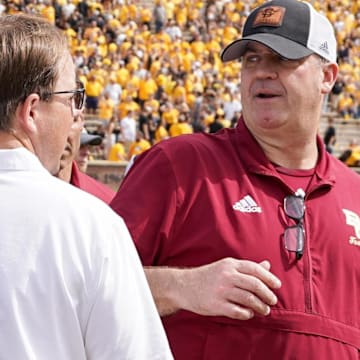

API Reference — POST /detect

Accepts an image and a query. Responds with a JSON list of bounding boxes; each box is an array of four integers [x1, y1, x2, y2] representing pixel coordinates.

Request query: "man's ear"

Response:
[[321, 63, 339, 94], [16, 93, 41, 134]]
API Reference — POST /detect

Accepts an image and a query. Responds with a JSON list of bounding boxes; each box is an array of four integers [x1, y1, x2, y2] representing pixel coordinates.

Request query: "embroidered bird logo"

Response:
[[342, 209, 360, 238]]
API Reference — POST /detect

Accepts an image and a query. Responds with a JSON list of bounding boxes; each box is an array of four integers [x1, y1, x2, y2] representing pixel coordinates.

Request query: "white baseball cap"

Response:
[[221, 0, 337, 64]]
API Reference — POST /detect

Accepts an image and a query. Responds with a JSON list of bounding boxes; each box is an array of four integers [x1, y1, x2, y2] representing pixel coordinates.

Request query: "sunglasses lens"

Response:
[[284, 225, 304, 252], [284, 196, 304, 219]]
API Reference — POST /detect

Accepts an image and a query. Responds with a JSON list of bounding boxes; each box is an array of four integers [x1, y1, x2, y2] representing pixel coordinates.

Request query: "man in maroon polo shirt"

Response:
[[57, 120, 115, 204], [111, 0, 360, 358]]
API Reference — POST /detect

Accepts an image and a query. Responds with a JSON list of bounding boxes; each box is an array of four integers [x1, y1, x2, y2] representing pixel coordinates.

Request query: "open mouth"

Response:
[[256, 93, 278, 99]]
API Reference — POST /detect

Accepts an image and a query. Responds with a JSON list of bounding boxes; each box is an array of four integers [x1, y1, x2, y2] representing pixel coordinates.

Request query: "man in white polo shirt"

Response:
[[0, 13, 172, 359]]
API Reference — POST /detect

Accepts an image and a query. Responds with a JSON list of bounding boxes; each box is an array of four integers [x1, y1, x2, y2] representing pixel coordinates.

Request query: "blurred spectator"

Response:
[[108, 140, 127, 162], [138, 71, 158, 107], [329, 75, 345, 111], [161, 101, 179, 130], [85, 74, 103, 115], [338, 93, 357, 120], [102, 115, 119, 158], [103, 75, 122, 106], [138, 106, 158, 144], [153, 0, 167, 33], [223, 92, 242, 121], [77, 0, 89, 18], [127, 131, 151, 160], [165, 19, 182, 40], [119, 109, 137, 152], [61, 0, 76, 21], [231, 110, 242, 128], [192, 112, 209, 133], [154, 121, 170, 143], [73, 47, 87, 68], [169, 113, 193, 137], [98, 92, 115, 122], [339, 139, 360, 166], [76, 129, 102, 172], [208, 111, 224, 133], [57, 124, 115, 204], [323, 117, 337, 154]]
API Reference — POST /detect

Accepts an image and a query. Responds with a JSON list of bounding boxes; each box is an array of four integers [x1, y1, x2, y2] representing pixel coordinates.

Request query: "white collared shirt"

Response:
[[0, 148, 172, 359]]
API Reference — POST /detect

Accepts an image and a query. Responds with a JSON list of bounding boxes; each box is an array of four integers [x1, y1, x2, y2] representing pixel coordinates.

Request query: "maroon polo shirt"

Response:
[[70, 162, 115, 204], [111, 118, 360, 358]]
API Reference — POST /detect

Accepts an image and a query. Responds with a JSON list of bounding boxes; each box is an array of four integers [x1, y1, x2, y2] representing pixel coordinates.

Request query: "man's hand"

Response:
[[145, 257, 281, 320]]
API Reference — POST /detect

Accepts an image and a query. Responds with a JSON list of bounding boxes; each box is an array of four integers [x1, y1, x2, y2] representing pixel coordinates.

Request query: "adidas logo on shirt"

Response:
[[233, 195, 262, 213]]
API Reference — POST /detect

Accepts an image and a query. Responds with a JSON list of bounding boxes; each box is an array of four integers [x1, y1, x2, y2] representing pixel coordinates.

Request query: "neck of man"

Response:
[[254, 132, 319, 170], [0, 129, 33, 150]]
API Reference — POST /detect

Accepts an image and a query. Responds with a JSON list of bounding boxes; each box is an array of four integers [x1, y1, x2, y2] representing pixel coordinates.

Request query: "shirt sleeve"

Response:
[[110, 145, 178, 265], [84, 214, 173, 359]]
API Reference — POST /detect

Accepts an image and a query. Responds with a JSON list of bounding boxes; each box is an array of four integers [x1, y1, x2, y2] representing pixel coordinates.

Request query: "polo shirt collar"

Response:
[[234, 117, 336, 187]]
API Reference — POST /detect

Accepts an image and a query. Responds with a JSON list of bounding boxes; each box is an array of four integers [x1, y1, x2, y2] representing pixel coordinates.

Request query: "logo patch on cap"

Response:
[[253, 6, 285, 28]]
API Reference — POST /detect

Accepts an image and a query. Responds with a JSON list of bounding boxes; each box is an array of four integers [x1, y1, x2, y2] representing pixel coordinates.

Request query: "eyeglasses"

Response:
[[45, 81, 85, 114], [283, 194, 305, 260]]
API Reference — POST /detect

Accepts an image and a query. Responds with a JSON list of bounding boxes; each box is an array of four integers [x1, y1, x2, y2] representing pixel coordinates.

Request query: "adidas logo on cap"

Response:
[[319, 41, 329, 55]]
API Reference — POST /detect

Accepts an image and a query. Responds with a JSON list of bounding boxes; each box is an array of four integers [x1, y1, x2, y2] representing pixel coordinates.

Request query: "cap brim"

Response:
[[80, 134, 102, 146], [221, 33, 313, 62]]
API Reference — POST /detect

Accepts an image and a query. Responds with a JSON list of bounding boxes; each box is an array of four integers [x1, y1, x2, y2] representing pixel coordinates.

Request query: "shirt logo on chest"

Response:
[[233, 195, 262, 213], [343, 209, 360, 247]]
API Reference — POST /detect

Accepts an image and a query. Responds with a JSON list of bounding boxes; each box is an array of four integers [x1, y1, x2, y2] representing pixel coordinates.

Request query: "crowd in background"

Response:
[[2, 0, 360, 160]]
